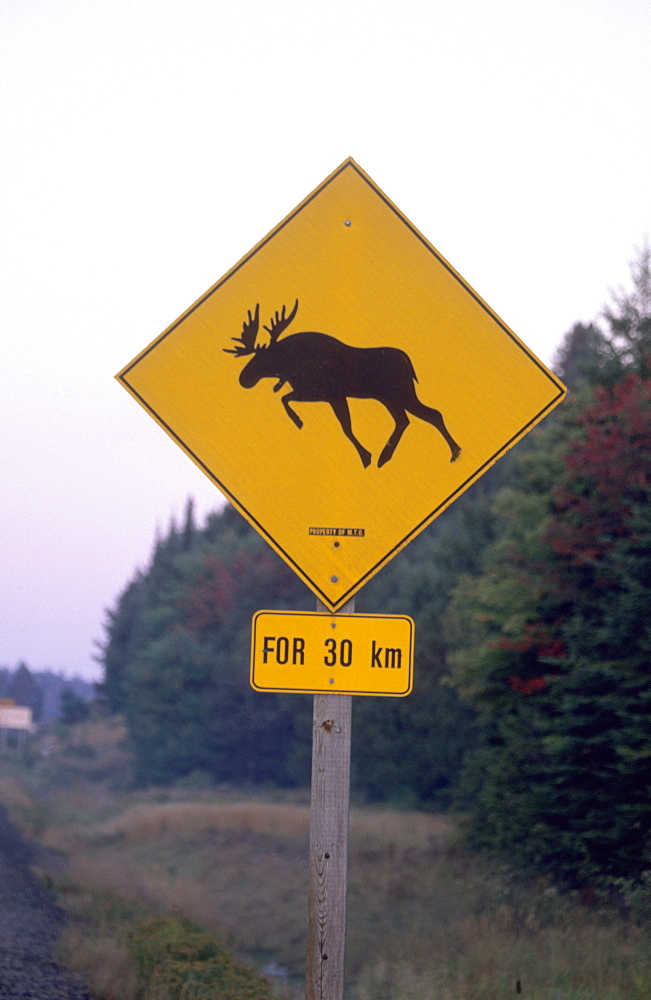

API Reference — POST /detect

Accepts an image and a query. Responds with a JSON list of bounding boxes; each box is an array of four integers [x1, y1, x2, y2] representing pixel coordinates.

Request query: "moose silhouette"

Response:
[[224, 300, 461, 468]]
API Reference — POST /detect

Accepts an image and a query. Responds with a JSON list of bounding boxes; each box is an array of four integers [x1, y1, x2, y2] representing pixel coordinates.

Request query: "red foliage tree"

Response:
[[182, 556, 235, 633]]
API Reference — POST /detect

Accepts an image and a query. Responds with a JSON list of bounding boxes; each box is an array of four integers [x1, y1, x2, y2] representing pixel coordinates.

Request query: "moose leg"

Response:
[[406, 396, 461, 462], [378, 405, 410, 467], [329, 399, 372, 468], [281, 391, 304, 429]]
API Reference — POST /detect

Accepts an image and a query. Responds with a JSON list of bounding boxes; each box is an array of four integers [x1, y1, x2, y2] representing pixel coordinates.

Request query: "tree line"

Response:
[[99, 244, 651, 891], [0, 664, 94, 723]]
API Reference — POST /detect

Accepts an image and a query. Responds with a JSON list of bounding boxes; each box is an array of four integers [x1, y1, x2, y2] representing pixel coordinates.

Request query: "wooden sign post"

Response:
[[306, 599, 354, 1000]]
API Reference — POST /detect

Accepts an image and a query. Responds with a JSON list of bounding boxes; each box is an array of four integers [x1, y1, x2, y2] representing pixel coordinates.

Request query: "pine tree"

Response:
[[447, 375, 651, 886], [552, 321, 619, 388], [603, 241, 651, 375], [8, 662, 44, 722]]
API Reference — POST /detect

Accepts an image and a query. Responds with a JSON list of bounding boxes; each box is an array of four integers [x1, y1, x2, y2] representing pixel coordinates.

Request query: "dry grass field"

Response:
[[2, 716, 650, 999]]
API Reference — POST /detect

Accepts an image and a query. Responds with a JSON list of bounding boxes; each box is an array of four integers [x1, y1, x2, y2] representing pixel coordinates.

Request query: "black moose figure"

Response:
[[224, 300, 461, 468]]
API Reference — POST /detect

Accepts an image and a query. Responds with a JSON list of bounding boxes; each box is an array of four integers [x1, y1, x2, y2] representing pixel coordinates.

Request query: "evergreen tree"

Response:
[[9, 662, 44, 722], [59, 687, 91, 724], [98, 573, 148, 712], [447, 375, 651, 886], [603, 241, 651, 374], [552, 321, 620, 389], [181, 497, 197, 552]]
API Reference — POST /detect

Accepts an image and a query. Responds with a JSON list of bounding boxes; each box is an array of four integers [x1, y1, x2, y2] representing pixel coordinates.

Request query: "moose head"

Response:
[[224, 300, 299, 389]]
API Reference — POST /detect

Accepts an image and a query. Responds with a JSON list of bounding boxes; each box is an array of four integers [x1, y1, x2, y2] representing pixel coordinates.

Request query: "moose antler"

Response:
[[223, 303, 260, 356], [263, 299, 299, 343]]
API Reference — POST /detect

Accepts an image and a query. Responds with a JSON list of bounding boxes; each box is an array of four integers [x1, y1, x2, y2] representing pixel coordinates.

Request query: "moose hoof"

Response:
[[361, 451, 372, 468], [450, 445, 461, 463]]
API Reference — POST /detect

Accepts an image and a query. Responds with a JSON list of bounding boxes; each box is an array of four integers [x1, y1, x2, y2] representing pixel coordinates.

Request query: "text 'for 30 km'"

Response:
[[261, 635, 403, 670]]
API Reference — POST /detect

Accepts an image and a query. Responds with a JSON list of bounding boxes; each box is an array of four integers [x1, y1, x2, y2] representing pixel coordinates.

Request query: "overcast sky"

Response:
[[2, 0, 649, 681]]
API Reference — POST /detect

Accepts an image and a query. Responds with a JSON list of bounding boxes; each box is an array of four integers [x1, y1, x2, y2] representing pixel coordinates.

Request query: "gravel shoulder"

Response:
[[0, 804, 93, 1000]]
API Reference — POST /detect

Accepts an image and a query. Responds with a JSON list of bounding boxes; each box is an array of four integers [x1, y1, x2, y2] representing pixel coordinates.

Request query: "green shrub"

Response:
[[130, 915, 273, 1000]]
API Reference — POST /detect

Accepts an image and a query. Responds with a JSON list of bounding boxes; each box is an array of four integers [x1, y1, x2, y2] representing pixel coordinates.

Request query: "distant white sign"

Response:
[[0, 706, 32, 730]]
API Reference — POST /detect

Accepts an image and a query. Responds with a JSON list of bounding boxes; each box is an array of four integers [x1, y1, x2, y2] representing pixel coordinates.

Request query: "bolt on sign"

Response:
[[117, 158, 566, 611], [251, 610, 414, 697]]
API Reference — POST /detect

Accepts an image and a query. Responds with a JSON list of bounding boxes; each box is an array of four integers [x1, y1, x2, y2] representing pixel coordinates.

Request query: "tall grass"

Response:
[[5, 718, 651, 1000]]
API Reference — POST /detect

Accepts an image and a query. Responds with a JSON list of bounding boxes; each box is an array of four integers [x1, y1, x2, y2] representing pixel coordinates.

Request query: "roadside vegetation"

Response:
[[1, 714, 650, 1000]]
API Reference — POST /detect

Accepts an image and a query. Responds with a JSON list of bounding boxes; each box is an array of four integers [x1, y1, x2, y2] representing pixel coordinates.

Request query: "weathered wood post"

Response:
[[306, 598, 354, 1000]]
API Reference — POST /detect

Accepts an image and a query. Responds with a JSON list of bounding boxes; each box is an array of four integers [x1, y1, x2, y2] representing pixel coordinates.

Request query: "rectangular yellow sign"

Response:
[[250, 610, 414, 697]]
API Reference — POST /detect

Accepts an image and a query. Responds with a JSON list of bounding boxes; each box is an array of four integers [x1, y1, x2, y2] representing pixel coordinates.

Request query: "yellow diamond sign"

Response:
[[117, 158, 566, 610]]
